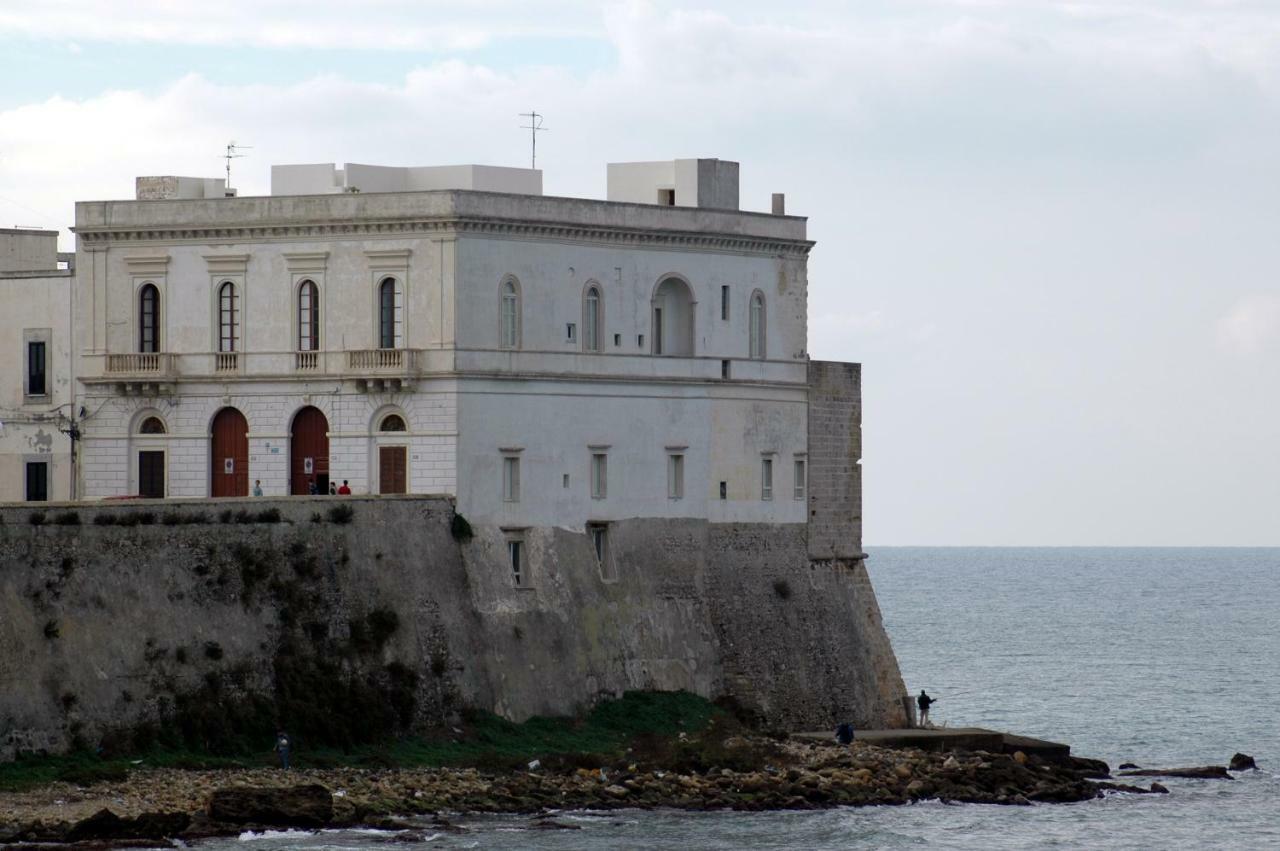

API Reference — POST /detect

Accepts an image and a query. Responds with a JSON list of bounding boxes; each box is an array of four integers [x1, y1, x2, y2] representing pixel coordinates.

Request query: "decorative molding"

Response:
[[364, 248, 411, 271], [203, 253, 250, 275], [283, 251, 329, 274], [76, 218, 812, 258], [123, 254, 169, 276]]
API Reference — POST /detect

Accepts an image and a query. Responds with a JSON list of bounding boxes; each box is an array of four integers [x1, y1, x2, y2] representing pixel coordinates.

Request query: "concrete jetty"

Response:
[[794, 727, 1072, 759]]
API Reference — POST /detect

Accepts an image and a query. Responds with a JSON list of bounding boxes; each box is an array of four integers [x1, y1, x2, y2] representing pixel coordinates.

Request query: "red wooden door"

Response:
[[379, 446, 406, 494], [210, 408, 249, 497], [290, 406, 329, 494]]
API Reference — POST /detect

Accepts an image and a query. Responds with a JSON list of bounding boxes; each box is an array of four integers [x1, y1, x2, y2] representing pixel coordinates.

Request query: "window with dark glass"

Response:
[[218, 282, 238, 352], [380, 414, 406, 432], [27, 341, 46, 396], [139, 284, 160, 353], [379, 277, 401, 349], [298, 280, 319, 351], [25, 462, 48, 502]]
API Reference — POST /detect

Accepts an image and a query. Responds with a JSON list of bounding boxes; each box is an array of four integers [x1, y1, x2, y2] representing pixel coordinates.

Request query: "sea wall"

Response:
[[0, 497, 907, 761]]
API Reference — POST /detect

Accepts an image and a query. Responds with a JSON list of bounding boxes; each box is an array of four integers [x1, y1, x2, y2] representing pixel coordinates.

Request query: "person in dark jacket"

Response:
[[917, 690, 935, 727]]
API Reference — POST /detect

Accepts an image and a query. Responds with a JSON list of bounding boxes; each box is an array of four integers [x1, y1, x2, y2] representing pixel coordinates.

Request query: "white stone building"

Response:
[[0, 228, 74, 502], [5, 159, 843, 543]]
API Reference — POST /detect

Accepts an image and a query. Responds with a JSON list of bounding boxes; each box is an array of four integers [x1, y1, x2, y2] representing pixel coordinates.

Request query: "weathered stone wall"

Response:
[[0, 496, 906, 761], [806, 361, 863, 560]]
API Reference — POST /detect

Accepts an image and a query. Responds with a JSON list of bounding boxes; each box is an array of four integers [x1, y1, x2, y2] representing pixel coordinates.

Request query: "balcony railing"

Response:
[[215, 352, 240, 373], [348, 348, 410, 371], [105, 353, 168, 375], [295, 350, 319, 371]]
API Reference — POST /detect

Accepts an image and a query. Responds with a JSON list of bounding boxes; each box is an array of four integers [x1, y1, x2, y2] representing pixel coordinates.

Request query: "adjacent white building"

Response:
[[0, 228, 74, 502], [4, 159, 835, 540]]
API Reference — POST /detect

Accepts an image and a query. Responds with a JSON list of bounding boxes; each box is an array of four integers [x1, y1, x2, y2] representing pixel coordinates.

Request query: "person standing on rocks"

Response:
[[917, 690, 935, 727], [274, 731, 291, 769], [252, 479, 263, 496]]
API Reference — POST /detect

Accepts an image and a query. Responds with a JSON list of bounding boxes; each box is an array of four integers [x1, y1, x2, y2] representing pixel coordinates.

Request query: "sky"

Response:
[[2, 0, 1278, 546]]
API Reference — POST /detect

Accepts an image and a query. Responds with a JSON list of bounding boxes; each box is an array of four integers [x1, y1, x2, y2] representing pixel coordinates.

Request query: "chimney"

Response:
[[771, 193, 786, 215]]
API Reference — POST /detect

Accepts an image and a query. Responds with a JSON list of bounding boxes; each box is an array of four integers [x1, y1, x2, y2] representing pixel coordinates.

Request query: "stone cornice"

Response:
[[203, 253, 250, 275], [122, 254, 169, 276], [76, 216, 813, 258], [283, 251, 329, 274]]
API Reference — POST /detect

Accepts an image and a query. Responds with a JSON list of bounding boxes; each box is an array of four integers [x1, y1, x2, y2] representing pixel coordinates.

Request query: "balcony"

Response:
[[105, 353, 171, 376], [295, 350, 319, 371], [214, 352, 241, 374], [347, 349, 413, 371]]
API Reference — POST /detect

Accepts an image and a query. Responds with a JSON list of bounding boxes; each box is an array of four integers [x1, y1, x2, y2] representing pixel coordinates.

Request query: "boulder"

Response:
[[1066, 756, 1110, 778], [1117, 766, 1231, 780], [65, 808, 191, 842], [1150, 783, 1169, 794], [1118, 763, 1140, 770], [1229, 753, 1257, 772], [208, 783, 334, 827]]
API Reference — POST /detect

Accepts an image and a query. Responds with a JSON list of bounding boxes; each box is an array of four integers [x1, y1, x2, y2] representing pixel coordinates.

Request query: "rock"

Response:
[[64, 808, 192, 842], [1012, 751, 1028, 765], [1229, 753, 1257, 772], [207, 784, 334, 827], [1066, 756, 1110, 778], [1117, 766, 1232, 780], [1118, 763, 1140, 770], [942, 756, 959, 770], [530, 818, 582, 830], [1150, 783, 1169, 794], [905, 780, 926, 795], [894, 763, 913, 779]]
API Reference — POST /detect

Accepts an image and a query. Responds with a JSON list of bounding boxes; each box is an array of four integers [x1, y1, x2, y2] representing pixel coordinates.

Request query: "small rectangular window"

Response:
[[658, 188, 675, 206], [794, 459, 806, 500], [591, 453, 608, 499], [508, 537, 524, 586], [719, 481, 727, 500], [668, 454, 684, 500], [721, 359, 731, 380], [761, 458, 773, 501], [502, 456, 520, 502], [638, 334, 645, 348], [613, 333, 622, 347], [566, 322, 577, 342], [26, 461, 49, 502], [589, 524, 608, 561], [721, 285, 730, 321], [27, 341, 47, 396], [563, 473, 570, 488]]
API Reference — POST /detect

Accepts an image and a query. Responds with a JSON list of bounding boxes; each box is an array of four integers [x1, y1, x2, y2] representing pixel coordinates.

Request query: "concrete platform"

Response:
[[794, 727, 1071, 759]]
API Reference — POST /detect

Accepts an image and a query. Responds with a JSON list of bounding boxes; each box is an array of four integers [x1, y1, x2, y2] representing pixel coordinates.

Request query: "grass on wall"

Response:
[[0, 691, 720, 791]]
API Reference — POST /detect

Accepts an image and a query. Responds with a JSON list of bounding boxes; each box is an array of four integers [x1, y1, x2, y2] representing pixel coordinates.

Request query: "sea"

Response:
[[196, 548, 1279, 849]]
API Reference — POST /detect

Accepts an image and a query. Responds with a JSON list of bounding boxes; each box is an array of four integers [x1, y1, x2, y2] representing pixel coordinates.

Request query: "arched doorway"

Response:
[[210, 408, 249, 497], [291, 406, 329, 494], [652, 277, 695, 356]]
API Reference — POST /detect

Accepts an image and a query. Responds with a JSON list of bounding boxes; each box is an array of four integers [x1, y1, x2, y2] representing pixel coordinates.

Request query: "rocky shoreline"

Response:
[[0, 736, 1192, 847]]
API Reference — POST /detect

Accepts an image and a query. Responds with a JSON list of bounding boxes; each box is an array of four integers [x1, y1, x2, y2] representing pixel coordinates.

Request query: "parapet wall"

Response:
[[807, 361, 863, 560], [0, 497, 906, 760]]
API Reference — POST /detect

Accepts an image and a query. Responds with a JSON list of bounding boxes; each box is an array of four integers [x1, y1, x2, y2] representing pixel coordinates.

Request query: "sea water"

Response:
[[198, 548, 1280, 849]]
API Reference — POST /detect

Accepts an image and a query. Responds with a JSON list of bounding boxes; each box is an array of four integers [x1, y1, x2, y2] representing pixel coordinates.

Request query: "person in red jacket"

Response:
[[337, 480, 352, 495]]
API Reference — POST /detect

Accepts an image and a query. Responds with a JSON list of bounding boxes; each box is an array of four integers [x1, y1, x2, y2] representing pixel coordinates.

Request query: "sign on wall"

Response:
[[224, 458, 234, 474], [304, 457, 314, 474]]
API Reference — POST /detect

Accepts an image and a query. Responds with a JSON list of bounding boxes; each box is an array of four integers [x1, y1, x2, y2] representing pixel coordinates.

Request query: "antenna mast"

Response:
[[518, 111, 547, 169], [224, 141, 252, 189]]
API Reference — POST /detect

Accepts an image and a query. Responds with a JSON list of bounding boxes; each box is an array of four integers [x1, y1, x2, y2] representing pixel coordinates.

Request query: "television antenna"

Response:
[[518, 111, 547, 170], [224, 141, 252, 189]]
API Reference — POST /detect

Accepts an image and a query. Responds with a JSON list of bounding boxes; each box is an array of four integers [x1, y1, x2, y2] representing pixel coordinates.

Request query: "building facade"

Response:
[[0, 228, 73, 502], [66, 158, 822, 533]]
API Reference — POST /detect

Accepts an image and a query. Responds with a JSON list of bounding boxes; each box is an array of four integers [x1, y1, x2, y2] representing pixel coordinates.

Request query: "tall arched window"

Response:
[[298, 280, 319, 351], [378, 277, 403, 349], [584, 285, 602, 353], [217, 282, 238, 352], [380, 414, 406, 432], [139, 284, 160, 353], [749, 291, 766, 359], [500, 279, 520, 349]]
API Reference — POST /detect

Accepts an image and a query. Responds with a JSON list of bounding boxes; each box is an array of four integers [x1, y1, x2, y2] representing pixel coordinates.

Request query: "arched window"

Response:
[[139, 284, 160, 353], [138, 416, 166, 434], [298, 279, 319, 352], [500, 279, 520, 349], [584, 285, 602, 353], [380, 414, 407, 432], [749, 291, 766, 359], [217, 282, 238, 353], [651, 277, 695, 356], [378, 277, 403, 349]]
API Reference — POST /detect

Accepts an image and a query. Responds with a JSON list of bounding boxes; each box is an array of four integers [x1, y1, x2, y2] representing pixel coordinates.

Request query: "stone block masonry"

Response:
[[0, 496, 906, 760], [806, 360, 863, 561]]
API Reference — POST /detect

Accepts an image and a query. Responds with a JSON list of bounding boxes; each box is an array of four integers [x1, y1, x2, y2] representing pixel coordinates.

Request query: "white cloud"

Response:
[[1216, 294, 1280, 355]]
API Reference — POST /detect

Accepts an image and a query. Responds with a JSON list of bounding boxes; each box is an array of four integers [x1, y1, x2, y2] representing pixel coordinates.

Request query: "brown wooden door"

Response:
[[290, 406, 329, 494], [378, 446, 407, 494], [138, 451, 165, 498], [210, 408, 249, 497]]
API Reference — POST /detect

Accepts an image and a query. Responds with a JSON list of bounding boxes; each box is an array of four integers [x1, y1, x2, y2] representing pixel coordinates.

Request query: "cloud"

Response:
[[1216, 294, 1280, 355]]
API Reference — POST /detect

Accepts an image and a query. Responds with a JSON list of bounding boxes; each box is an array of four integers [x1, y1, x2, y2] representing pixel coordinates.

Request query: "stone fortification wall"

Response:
[[0, 497, 906, 761], [806, 361, 863, 560]]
